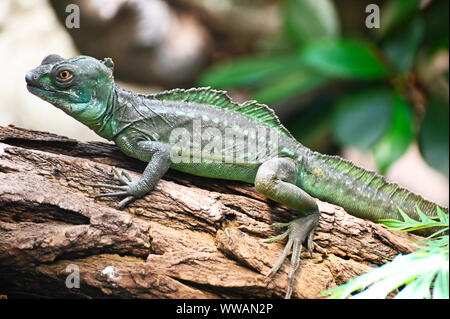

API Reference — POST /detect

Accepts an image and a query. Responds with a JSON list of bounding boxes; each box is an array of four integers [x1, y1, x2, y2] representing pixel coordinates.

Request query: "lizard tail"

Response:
[[298, 152, 448, 236]]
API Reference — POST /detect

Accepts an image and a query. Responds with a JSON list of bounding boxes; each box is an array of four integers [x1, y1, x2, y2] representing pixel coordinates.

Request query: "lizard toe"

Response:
[[264, 213, 319, 298]]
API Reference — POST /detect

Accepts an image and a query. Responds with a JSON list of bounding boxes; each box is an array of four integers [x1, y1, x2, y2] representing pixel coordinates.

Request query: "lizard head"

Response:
[[25, 54, 115, 128]]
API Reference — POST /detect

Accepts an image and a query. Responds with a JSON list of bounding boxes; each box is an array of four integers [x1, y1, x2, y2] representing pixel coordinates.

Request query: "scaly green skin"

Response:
[[26, 55, 448, 298]]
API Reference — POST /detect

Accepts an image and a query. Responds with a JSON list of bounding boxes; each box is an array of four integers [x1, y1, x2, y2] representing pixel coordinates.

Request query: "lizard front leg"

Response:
[[255, 157, 319, 299], [94, 134, 171, 209]]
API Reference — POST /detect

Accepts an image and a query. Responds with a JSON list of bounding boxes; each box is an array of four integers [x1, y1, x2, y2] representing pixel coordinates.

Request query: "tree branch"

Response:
[[0, 124, 420, 298]]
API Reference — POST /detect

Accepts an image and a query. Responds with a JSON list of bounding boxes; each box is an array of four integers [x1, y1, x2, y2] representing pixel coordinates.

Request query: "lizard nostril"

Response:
[[25, 71, 39, 84]]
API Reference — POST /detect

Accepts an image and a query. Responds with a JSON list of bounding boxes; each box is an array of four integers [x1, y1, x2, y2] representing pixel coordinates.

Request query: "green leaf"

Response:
[[437, 207, 449, 223], [421, 0, 449, 50], [419, 98, 449, 176], [324, 230, 449, 299], [251, 68, 327, 105], [378, 206, 448, 236], [283, 0, 340, 45], [332, 88, 392, 149], [286, 99, 334, 152], [198, 54, 302, 88], [393, 264, 436, 299], [372, 92, 414, 173], [300, 39, 389, 79], [433, 266, 449, 299], [382, 15, 425, 72], [378, 0, 420, 39]]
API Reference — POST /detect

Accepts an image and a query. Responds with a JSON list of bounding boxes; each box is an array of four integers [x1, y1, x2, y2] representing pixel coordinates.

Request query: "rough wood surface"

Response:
[[0, 124, 420, 298]]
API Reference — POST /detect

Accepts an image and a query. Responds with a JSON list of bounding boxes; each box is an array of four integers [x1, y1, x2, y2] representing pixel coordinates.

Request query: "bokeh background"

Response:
[[0, 0, 448, 205]]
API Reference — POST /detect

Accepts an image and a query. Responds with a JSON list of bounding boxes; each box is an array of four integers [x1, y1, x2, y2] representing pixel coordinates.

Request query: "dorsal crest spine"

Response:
[[147, 87, 294, 138]]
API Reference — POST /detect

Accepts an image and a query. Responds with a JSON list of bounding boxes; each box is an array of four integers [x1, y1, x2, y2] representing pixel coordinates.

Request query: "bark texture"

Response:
[[0, 124, 420, 298]]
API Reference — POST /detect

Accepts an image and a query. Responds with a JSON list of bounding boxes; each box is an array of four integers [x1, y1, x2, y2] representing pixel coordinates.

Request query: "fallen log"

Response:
[[0, 124, 419, 298]]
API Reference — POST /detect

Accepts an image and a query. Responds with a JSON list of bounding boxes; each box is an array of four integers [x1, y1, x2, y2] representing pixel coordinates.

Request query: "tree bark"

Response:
[[0, 124, 420, 298]]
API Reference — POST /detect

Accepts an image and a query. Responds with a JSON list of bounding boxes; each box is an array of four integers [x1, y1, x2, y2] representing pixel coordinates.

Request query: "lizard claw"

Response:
[[93, 167, 141, 209], [264, 213, 319, 299]]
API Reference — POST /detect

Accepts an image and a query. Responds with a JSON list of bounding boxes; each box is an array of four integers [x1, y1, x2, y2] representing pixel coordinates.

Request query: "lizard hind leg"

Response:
[[255, 157, 319, 299]]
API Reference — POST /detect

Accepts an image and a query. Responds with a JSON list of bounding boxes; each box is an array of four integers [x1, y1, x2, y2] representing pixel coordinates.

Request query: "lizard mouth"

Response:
[[26, 83, 72, 97], [26, 83, 48, 96], [27, 83, 53, 93], [26, 84, 68, 107]]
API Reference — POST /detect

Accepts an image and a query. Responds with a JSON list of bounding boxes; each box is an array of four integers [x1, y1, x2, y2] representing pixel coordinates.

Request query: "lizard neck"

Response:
[[86, 84, 117, 141]]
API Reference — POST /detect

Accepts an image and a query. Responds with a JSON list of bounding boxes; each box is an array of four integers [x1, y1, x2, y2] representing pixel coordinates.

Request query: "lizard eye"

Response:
[[58, 70, 72, 80], [52, 65, 75, 88]]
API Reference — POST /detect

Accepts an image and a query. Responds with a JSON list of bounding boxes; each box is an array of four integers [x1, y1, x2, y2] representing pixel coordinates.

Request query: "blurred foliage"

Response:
[[199, 0, 449, 176], [325, 206, 449, 299]]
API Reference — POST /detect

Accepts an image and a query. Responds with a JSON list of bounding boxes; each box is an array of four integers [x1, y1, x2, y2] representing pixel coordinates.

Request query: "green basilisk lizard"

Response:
[[26, 54, 448, 298]]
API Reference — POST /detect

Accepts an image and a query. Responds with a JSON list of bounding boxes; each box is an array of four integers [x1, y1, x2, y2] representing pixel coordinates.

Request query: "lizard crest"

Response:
[[147, 87, 294, 139]]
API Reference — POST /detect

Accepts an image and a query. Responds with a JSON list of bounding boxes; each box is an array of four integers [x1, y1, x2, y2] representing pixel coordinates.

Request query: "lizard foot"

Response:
[[93, 167, 142, 209], [262, 213, 319, 299]]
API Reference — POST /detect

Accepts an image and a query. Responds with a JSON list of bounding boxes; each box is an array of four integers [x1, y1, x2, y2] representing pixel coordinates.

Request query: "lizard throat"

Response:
[[83, 85, 117, 141]]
